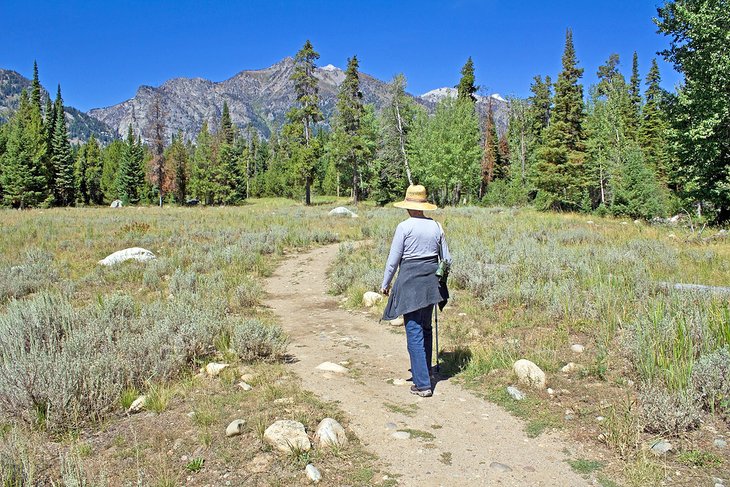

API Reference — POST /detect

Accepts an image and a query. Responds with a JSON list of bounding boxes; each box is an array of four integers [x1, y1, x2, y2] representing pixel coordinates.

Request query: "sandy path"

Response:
[[264, 243, 590, 487]]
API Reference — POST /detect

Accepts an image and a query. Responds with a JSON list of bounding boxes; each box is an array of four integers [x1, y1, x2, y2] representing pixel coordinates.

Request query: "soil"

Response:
[[265, 243, 593, 487]]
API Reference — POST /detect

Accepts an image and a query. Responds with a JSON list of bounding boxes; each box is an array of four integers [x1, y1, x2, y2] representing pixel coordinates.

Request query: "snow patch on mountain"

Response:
[[321, 64, 339, 72], [420, 87, 508, 104]]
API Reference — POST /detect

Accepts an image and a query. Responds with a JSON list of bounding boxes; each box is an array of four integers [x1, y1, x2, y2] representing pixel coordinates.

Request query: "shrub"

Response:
[[691, 346, 730, 415], [233, 276, 263, 308], [638, 382, 701, 434], [231, 319, 288, 362], [0, 249, 59, 302]]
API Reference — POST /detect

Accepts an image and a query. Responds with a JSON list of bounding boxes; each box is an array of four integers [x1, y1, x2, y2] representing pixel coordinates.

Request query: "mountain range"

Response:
[[1, 58, 509, 144]]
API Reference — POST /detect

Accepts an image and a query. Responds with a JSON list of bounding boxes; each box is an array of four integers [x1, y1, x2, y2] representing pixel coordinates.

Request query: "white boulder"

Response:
[[513, 359, 546, 389], [205, 362, 230, 377], [561, 362, 578, 373], [328, 207, 357, 218], [315, 362, 348, 374], [362, 291, 383, 307], [314, 418, 348, 448], [110, 199, 123, 208], [305, 464, 322, 483], [127, 395, 146, 414], [571, 344, 585, 354], [99, 247, 155, 266], [226, 419, 246, 437], [264, 420, 311, 453]]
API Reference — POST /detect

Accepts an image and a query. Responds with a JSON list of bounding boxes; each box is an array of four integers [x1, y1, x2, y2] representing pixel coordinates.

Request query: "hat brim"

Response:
[[393, 200, 438, 211]]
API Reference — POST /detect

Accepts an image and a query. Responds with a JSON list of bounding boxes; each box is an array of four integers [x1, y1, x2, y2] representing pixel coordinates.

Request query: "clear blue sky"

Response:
[[2, 0, 681, 112]]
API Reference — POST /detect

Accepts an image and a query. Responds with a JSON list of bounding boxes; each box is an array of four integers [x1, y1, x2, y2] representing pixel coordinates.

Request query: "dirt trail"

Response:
[[265, 243, 591, 487]]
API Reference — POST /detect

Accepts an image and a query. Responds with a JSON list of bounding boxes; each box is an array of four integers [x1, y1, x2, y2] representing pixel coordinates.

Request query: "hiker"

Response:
[[380, 185, 450, 397]]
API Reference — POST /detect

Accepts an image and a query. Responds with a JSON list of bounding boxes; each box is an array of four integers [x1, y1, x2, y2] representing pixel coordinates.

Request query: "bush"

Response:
[[0, 292, 225, 432], [231, 319, 288, 362], [233, 276, 263, 308], [0, 249, 59, 302], [638, 382, 701, 434], [692, 346, 730, 415]]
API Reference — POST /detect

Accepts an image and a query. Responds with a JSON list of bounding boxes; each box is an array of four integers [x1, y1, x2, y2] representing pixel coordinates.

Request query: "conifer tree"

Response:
[[639, 59, 670, 184], [31, 61, 42, 114], [101, 139, 124, 202], [480, 98, 502, 198], [532, 28, 587, 210], [456, 57, 478, 102], [288, 40, 324, 204], [628, 51, 642, 132], [332, 56, 367, 203], [219, 101, 234, 145], [117, 125, 144, 204], [51, 85, 75, 206], [82, 135, 103, 204], [190, 121, 216, 204], [528, 75, 552, 140], [0, 90, 47, 207], [166, 131, 189, 204], [146, 95, 166, 206]]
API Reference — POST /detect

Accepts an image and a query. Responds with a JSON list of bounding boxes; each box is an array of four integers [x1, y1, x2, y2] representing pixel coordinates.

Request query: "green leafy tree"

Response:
[[81, 135, 103, 204], [409, 96, 482, 205], [51, 86, 75, 206], [456, 57, 478, 102], [532, 29, 587, 210], [655, 0, 730, 221]]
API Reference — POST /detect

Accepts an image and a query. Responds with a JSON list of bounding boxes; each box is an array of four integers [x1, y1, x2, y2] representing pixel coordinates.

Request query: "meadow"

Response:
[[0, 199, 728, 486]]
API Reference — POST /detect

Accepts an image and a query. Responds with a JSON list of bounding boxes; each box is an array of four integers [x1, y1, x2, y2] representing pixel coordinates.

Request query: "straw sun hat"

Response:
[[393, 184, 438, 211]]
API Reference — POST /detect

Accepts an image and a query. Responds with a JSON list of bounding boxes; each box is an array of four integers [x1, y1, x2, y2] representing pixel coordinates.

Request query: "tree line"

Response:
[[0, 0, 726, 221]]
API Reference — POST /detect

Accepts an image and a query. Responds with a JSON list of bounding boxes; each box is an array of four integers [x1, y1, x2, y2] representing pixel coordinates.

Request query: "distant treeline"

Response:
[[0, 1, 727, 222]]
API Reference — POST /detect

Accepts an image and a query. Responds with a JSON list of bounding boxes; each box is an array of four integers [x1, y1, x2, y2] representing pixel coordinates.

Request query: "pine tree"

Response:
[[146, 95, 166, 206], [528, 75, 552, 140], [289, 40, 324, 205], [51, 85, 75, 206], [190, 121, 216, 204], [166, 131, 189, 204], [480, 98, 502, 198], [532, 29, 587, 210], [117, 125, 144, 204], [0, 90, 47, 207], [101, 139, 124, 202], [596, 53, 621, 97], [30, 61, 42, 114], [456, 57, 478, 102], [219, 101, 234, 145], [639, 59, 670, 185], [332, 56, 367, 203], [83, 135, 103, 204], [628, 51, 642, 133]]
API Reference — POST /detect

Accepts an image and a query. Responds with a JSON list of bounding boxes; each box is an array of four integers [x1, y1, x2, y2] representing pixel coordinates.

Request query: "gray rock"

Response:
[[489, 462, 513, 473], [570, 344, 585, 354], [226, 419, 245, 437], [650, 440, 672, 456], [715, 438, 727, 448], [513, 359, 546, 389], [205, 362, 229, 377], [238, 381, 253, 391], [110, 199, 123, 208], [305, 464, 322, 483], [314, 418, 348, 448], [263, 420, 311, 453], [561, 362, 578, 373], [385, 422, 398, 430], [98, 247, 155, 266], [506, 386, 525, 401], [328, 206, 357, 218]]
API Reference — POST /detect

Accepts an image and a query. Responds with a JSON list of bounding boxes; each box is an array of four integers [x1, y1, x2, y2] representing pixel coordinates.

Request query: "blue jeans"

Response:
[[404, 306, 434, 390]]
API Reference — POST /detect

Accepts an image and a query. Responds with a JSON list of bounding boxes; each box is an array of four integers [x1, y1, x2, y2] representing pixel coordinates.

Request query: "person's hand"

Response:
[[380, 286, 390, 296]]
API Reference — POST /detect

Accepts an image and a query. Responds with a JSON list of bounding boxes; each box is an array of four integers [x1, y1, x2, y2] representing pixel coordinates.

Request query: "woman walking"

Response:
[[381, 185, 450, 397]]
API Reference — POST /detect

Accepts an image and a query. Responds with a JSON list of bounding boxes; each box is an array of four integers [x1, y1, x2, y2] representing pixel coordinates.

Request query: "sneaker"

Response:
[[410, 385, 433, 397]]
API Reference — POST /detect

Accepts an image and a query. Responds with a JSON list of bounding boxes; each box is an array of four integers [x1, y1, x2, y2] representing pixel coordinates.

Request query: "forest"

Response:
[[0, 1, 727, 223]]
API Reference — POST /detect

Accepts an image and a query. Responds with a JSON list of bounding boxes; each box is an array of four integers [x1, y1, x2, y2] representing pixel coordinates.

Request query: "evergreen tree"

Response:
[[0, 90, 47, 207], [101, 139, 124, 202], [528, 75, 552, 140], [628, 51, 642, 132], [332, 56, 367, 203], [480, 98, 503, 198], [82, 135, 103, 204], [30, 61, 42, 114], [288, 40, 324, 204], [51, 85, 75, 206], [456, 57, 478, 103], [146, 95, 166, 206], [596, 53, 622, 97], [190, 121, 217, 204], [504, 97, 536, 204], [219, 101, 234, 145], [532, 28, 587, 210], [656, 0, 730, 221], [639, 59, 671, 185], [117, 125, 144, 204]]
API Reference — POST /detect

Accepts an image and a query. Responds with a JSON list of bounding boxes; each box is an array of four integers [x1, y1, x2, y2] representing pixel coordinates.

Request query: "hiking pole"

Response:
[[434, 304, 440, 373]]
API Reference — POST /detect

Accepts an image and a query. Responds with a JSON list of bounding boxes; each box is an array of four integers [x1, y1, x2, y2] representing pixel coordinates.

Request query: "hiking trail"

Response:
[[264, 243, 591, 486]]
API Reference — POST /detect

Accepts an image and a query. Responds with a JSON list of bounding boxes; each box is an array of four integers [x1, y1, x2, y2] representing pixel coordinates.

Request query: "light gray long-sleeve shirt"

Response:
[[381, 216, 451, 290]]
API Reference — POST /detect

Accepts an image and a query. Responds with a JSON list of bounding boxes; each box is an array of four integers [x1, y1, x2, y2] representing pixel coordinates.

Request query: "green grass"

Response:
[[677, 449, 724, 467], [397, 428, 435, 441], [567, 458, 604, 474], [383, 402, 418, 417]]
